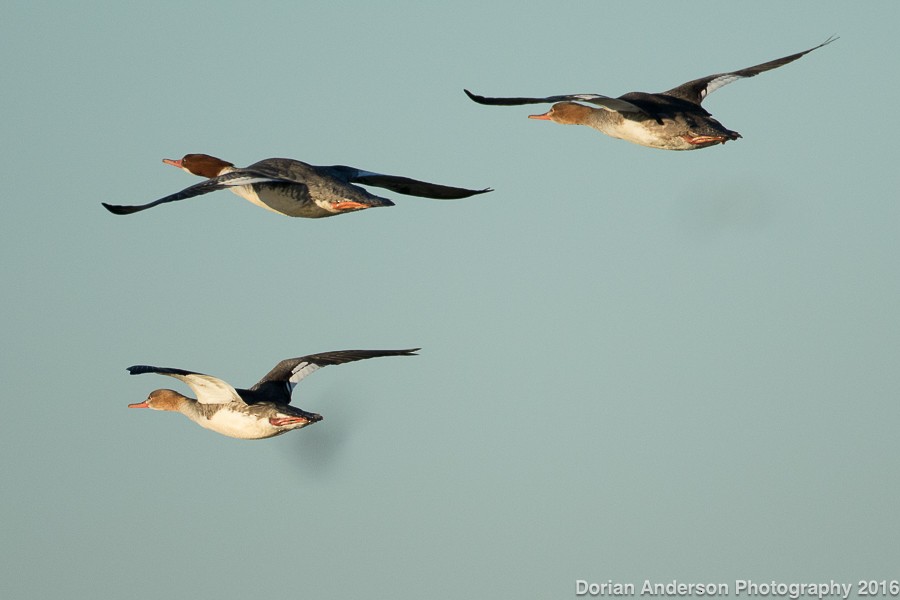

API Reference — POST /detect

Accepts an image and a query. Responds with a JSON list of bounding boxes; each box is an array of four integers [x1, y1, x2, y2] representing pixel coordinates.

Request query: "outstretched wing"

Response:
[[248, 349, 420, 404], [662, 36, 837, 105], [126, 365, 245, 405], [323, 165, 492, 200], [101, 170, 290, 215], [464, 89, 646, 114]]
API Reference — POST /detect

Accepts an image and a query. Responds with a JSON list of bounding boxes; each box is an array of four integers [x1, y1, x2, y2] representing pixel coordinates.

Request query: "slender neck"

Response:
[[172, 396, 209, 423], [579, 108, 622, 133]]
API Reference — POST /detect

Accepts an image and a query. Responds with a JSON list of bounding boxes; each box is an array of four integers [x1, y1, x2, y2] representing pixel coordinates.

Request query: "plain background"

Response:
[[2, 2, 898, 598]]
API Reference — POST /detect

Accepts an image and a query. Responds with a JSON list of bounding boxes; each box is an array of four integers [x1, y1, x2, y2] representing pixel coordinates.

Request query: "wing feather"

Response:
[[102, 170, 289, 215], [464, 89, 645, 114], [321, 165, 491, 200], [662, 36, 837, 104], [248, 349, 420, 404], [127, 365, 245, 405]]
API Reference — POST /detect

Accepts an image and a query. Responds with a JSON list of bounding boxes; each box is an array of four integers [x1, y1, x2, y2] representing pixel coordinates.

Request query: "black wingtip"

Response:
[[464, 88, 487, 104], [449, 187, 494, 199], [102, 202, 138, 215], [802, 35, 839, 56], [446, 187, 493, 199], [383, 348, 420, 357], [384, 348, 420, 358], [126, 365, 154, 375]]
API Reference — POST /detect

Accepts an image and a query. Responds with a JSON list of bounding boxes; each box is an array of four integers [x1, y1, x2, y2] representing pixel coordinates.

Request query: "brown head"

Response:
[[162, 154, 234, 178], [128, 389, 187, 412], [528, 102, 594, 125]]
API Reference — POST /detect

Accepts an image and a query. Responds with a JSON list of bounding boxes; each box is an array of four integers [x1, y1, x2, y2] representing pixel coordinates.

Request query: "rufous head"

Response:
[[528, 102, 593, 125], [162, 154, 234, 178], [128, 389, 186, 412]]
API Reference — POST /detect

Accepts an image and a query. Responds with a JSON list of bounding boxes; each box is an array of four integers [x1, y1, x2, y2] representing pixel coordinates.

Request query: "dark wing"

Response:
[[464, 89, 646, 114], [101, 170, 290, 215], [324, 165, 491, 200], [126, 365, 244, 405], [248, 349, 420, 404], [663, 36, 837, 105]]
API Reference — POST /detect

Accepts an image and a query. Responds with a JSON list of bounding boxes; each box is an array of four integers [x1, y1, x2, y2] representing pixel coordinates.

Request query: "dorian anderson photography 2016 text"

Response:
[[576, 579, 900, 599]]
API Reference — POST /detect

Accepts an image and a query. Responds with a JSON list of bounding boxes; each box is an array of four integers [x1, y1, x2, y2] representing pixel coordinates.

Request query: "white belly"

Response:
[[198, 409, 282, 440], [229, 186, 286, 215], [609, 119, 666, 148]]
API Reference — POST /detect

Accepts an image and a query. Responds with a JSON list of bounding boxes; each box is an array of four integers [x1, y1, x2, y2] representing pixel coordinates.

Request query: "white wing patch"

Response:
[[572, 94, 644, 114], [703, 74, 744, 99], [287, 361, 323, 393], [169, 373, 244, 405], [219, 175, 284, 187]]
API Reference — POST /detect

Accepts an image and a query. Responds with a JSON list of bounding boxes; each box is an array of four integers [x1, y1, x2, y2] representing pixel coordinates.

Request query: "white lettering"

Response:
[[576, 580, 636, 596]]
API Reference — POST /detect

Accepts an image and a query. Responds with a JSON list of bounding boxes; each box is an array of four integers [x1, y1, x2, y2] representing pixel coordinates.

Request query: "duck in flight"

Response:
[[102, 154, 491, 217], [465, 37, 836, 151], [126, 348, 418, 439]]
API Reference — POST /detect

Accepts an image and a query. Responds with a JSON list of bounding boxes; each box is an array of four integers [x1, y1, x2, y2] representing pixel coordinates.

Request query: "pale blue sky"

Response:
[[2, 2, 899, 599]]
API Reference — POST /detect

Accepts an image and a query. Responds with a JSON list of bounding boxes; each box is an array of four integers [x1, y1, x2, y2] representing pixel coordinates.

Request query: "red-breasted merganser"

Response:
[[103, 154, 491, 217], [465, 37, 836, 150], [126, 348, 418, 439]]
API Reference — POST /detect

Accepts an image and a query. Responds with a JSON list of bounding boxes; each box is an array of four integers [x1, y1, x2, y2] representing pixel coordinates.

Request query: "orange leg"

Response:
[[269, 416, 310, 427], [331, 201, 371, 212], [682, 134, 729, 146]]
